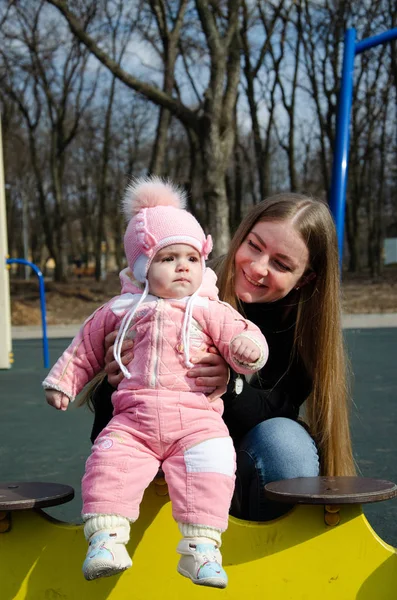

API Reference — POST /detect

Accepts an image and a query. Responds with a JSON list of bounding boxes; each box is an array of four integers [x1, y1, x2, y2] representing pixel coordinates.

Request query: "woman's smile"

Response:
[[242, 270, 266, 288]]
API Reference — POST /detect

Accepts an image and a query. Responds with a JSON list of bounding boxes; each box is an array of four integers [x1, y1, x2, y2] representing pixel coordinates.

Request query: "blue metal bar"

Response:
[[6, 258, 49, 368], [329, 28, 356, 263], [355, 28, 397, 55]]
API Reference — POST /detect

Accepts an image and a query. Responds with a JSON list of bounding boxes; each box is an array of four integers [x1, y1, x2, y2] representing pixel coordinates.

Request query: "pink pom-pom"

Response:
[[122, 176, 187, 221]]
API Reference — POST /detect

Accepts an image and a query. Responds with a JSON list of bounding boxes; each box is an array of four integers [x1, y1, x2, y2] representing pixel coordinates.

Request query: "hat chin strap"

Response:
[[113, 280, 150, 379], [181, 286, 200, 368], [115, 259, 203, 376]]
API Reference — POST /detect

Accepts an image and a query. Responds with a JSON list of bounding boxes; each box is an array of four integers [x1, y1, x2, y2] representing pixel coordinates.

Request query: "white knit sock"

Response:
[[83, 514, 130, 540], [178, 522, 222, 546]]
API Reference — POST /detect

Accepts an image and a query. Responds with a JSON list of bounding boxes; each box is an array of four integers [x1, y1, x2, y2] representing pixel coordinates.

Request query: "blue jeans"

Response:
[[231, 418, 320, 521]]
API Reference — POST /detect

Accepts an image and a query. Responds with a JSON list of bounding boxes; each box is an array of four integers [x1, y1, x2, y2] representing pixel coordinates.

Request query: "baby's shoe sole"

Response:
[[83, 559, 132, 581], [177, 564, 227, 589]]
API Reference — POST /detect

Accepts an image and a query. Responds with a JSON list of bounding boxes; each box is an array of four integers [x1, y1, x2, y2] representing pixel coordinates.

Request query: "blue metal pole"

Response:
[[329, 28, 356, 264], [355, 28, 397, 55], [6, 258, 49, 368]]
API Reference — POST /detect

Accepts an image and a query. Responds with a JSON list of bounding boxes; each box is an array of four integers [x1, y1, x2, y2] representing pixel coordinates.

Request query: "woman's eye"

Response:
[[248, 239, 261, 251], [274, 261, 290, 272]]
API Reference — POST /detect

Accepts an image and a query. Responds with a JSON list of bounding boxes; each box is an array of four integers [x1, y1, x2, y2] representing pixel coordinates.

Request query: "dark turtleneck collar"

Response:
[[240, 290, 300, 334]]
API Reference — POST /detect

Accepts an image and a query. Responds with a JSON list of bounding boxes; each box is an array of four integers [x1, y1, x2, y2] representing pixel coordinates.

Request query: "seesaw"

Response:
[[1, 476, 397, 599]]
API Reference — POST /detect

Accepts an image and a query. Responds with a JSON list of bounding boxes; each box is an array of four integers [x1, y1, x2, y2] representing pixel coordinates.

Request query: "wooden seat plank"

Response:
[[264, 476, 397, 505]]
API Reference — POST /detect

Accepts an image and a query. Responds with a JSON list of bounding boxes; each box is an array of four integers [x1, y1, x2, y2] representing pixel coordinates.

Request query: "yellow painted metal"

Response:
[[1, 482, 397, 600]]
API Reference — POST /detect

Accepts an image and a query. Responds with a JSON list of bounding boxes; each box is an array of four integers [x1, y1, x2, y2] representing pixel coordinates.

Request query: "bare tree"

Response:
[[0, 1, 97, 280], [144, 0, 188, 176], [344, 1, 394, 271], [300, 0, 350, 196], [271, 1, 303, 192], [240, 0, 283, 200], [46, 0, 242, 256], [93, 1, 140, 280], [110, 95, 155, 271]]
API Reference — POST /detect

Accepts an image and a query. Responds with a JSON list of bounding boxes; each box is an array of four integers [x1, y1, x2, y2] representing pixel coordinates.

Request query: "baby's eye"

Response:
[[189, 256, 199, 262], [162, 256, 174, 262]]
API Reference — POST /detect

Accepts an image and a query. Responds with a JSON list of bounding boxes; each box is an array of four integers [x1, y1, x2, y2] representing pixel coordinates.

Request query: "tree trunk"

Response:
[[95, 75, 116, 281], [149, 107, 172, 175], [345, 194, 360, 273], [148, 0, 188, 176], [50, 138, 68, 282], [198, 128, 232, 256]]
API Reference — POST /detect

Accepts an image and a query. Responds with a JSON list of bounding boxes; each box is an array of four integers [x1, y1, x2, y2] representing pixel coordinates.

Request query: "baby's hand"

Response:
[[231, 337, 260, 364], [45, 390, 70, 411]]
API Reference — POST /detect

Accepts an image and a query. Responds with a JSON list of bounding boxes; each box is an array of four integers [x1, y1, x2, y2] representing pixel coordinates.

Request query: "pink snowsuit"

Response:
[[43, 268, 268, 532]]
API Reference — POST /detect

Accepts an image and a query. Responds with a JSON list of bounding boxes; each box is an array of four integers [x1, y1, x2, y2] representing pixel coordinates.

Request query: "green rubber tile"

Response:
[[1, 332, 397, 545]]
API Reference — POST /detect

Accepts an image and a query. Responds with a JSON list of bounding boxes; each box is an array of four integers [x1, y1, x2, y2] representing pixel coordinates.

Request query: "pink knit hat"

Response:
[[123, 177, 212, 283]]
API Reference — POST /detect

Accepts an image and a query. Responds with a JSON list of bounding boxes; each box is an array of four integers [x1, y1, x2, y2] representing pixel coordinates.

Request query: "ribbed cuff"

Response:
[[42, 381, 75, 403], [178, 522, 222, 546], [83, 514, 130, 540]]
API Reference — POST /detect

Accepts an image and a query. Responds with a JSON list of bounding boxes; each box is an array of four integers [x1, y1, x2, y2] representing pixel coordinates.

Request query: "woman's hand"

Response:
[[187, 347, 229, 401], [104, 330, 135, 388]]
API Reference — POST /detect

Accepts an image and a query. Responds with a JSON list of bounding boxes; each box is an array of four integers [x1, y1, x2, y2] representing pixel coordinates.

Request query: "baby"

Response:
[[43, 177, 268, 589]]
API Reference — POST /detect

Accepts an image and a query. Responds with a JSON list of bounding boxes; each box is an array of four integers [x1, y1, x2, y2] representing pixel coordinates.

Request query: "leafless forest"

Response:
[[1, 0, 396, 281]]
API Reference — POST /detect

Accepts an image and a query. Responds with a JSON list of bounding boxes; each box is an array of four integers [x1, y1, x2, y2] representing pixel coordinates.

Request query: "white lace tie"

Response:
[[113, 280, 149, 379], [181, 287, 200, 368]]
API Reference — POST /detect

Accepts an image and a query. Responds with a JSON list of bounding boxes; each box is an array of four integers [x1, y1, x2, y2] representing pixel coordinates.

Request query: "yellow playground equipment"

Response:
[[1, 475, 397, 599]]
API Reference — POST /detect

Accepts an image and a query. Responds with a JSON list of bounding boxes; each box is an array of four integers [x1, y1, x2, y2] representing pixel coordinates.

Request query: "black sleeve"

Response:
[[222, 367, 310, 444], [90, 378, 115, 444]]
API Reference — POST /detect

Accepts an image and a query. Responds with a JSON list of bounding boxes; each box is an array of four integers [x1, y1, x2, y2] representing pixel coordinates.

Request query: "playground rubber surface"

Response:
[[1, 328, 397, 546]]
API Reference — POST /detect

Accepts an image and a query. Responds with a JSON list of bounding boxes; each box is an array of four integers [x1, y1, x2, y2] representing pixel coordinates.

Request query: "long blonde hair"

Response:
[[216, 193, 355, 477], [76, 372, 106, 410]]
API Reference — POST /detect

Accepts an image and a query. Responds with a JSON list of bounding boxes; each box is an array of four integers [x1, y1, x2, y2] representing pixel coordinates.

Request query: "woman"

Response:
[[84, 192, 355, 521]]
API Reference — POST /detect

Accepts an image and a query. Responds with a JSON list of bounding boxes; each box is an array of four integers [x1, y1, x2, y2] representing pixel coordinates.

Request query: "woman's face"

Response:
[[234, 219, 311, 303]]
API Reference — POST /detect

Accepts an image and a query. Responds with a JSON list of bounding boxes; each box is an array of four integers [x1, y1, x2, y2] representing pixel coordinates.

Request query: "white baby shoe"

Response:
[[177, 537, 228, 588], [83, 527, 132, 580]]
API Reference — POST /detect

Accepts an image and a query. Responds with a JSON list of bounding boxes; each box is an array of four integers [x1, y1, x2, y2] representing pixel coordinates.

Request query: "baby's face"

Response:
[[148, 244, 202, 299]]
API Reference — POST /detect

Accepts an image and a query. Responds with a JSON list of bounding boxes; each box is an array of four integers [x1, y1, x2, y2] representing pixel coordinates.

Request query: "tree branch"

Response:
[[45, 0, 198, 130]]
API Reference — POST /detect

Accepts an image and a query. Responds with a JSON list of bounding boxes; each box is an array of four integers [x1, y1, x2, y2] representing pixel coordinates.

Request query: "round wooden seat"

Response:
[[0, 482, 75, 511], [264, 476, 397, 505]]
